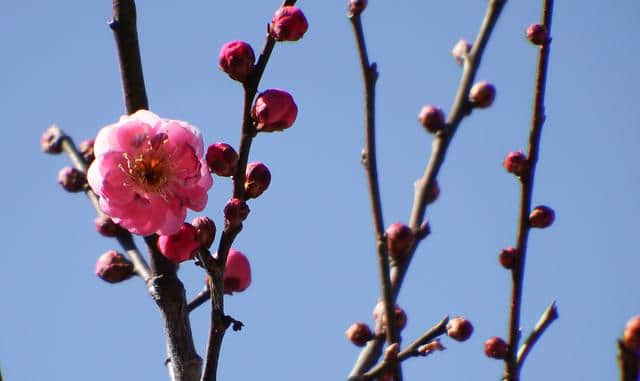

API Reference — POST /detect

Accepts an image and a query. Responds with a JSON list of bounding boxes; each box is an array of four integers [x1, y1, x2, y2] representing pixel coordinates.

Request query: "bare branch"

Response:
[[516, 302, 558, 367]]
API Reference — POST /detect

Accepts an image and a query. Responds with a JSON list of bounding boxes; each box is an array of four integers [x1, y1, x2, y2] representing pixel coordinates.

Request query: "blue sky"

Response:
[[1, 1, 639, 380]]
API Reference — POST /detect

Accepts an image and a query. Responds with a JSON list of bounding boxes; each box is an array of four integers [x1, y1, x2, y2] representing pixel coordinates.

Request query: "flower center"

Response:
[[121, 133, 172, 194]]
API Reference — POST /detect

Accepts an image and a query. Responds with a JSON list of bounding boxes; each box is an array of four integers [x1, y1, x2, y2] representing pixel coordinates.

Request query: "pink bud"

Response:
[[451, 39, 472, 65], [224, 249, 251, 294], [94, 215, 122, 237], [529, 205, 555, 228], [623, 316, 640, 352], [270, 6, 309, 42], [158, 223, 201, 263], [95, 250, 134, 283], [386, 223, 415, 260], [79, 138, 95, 165], [373, 301, 407, 335], [349, 0, 368, 15], [469, 81, 496, 108], [58, 166, 86, 192], [206, 142, 238, 177], [484, 337, 509, 359], [244, 162, 271, 199], [191, 216, 216, 249], [526, 23, 548, 46], [252, 89, 298, 132], [418, 105, 446, 133], [41, 125, 64, 154], [503, 151, 528, 177], [224, 198, 250, 227], [447, 317, 474, 342], [218, 41, 255, 82], [426, 179, 440, 204], [499, 247, 518, 269], [345, 322, 373, 347]]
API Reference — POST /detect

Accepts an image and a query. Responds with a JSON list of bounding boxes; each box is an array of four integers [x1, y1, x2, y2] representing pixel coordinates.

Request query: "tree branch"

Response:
[[187, 288, 211, 314], [516, 301, 558, 367], [505, 1, 554, 379], [618, 341, 639, 381]]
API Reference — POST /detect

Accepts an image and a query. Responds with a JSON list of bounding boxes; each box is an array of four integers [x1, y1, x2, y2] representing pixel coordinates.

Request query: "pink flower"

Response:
[[252, 89, 298, 132], [158, 223, 201, 263], [88, 110, 213, 236], [224, 249, 251, 294]]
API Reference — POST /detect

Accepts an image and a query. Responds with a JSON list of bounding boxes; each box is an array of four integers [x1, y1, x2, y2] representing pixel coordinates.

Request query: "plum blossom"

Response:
[[88, 110, 213, 236]]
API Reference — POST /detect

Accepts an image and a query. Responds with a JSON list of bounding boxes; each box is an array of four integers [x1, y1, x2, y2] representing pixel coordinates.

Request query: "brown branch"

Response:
[[348, 10, 401, 381], [200, 2, 298, 380], [187, 288, 211, 314], [505, 1, 554, 380], [350, 1, 507, 376], [516, 301, 558, 367], [618, 341, 640, 381], [350, 316, 449, 381]]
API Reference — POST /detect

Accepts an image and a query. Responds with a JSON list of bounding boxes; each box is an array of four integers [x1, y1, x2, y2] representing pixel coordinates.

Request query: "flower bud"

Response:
[[623, 316, 640, 352], [224, 198, 250, 227], [469, 81, 496, 108], [58, 166, 86, 192], [447, 317, 474, 342], [224, 249, 251, 294], [452, 39, 471, 65], [191, 216, 216, 249], [373, 301, 407, 335], [503, 151, 528, 177], [94, 215, 122, 237], [41, 125, 64, 154], [206, 142, 238, 177], [484, 337, 509, 359], [270, 6, 309, 42], [345, 322, 373, 347], [79, 139, 95, 165], [417, 339, 445, 356], [526, 23, 548, 46], [426, 179, 440, 204], [244, 162, 271, 199], [386, 223, 414, 259], [158, 223, 200, 263], [418, 105, 445, 133], [349, 0, 368, 15], [218, 41, 255, 82], [499, 247, 518, 269], [529, 205, 555, 228], [252, 89, 298, 132], [95, 250, 134, 283]]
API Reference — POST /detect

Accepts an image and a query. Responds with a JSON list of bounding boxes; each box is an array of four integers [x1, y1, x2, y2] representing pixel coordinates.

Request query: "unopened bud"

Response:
[[224, 198, 250, 227], [345, 322, 373, 347], [623, 316, 640, 352], [526, 23, 548, 46], [244, 162, 271, 199], [447, 317, 474, 342], [529, 205, 555, 228], [484, 337, 509, 359], [224, 249, 252, 294], [386, 223, 414, 260], [41, 125, 64, 154], [499, 247, 518, 269], [191, 216, 216, 249], [418, 105, 446, 133], [383, 343, 400, 362], [452, 39, 472, 65], [218, 41, 255, 82], [373, 301, 407, 335], [417, 339, 445, 356], [503, 151, 528, 177], [349, 0, 367, 15], [158, 223, 201, 263], [206, 142, 238, 177], [252, 89, 298, 132], [426, 179, 440, 204], [95, 250, 134, 283], [94, 215, 122, 237], [58, 166, 86, 192], [469, 81, 496, 108], [79, 139, 95, 165], [270, 6, 309, 42]]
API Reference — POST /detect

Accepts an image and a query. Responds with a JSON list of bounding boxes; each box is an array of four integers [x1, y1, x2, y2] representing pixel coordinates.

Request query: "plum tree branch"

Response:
[[516, 301, 558, 367]]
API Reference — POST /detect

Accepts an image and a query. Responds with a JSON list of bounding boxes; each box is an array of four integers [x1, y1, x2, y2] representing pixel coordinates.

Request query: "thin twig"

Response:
[[187, 288, 211, 314], [351, 316, 449, 381], [349, 1, 507, 376], [348, 10, 400, 380], [618, 341, 640, 381], [516, 302, 558, 367], [505, 1, 554, 379], [200, 2, 298, 380]]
